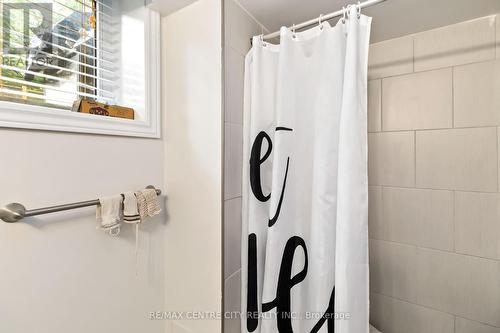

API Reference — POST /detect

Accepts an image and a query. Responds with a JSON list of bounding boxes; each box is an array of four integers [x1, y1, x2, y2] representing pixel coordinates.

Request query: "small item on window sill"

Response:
[[89, 15, 96, 30], [90, 1, 97, 30], [73, 98, 135, 120], [71, 98, 82, 112]]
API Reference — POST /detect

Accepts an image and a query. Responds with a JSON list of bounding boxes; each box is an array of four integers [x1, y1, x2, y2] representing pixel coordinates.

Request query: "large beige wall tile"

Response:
[[368, 36, 413, 79], [414, 16, 496, 72], [368, 80, 382, 132], [454, 60, 500, 127], [368, 186, 383, 239], [416, 128, 498, 192], [382, 69, 452, 131], [224, 197, 242, 278], [381, 187, 416, 245], [368, 132, 415, 187], [225, 47, 245, 124], [370, 293, 454, 333], [456, 317, 500, 333], [381, 187, 453, 251], [455, 192, 500, 260], [417, 248, 500, 326], [369, 240, 418, 302], [224, 123, 243, 199], [224, 270, 241, 333]]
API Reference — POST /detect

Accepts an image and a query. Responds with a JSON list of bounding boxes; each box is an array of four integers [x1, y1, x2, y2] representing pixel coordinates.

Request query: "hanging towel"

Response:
[[136, 189, 161, 220], [96, 195, 123, 236], [143, 188, 161, 217], [122, 191, 141, 224], [136, 190, 148, 221]]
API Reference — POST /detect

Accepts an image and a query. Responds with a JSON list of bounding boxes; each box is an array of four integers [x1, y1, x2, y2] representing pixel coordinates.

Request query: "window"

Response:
[[0, 0, 161, 137], [1, 0, 112, 108]]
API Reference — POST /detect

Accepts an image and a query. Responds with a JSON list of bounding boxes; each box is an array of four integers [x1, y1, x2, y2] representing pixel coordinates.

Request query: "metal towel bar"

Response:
[[0, 185, 161, 223]]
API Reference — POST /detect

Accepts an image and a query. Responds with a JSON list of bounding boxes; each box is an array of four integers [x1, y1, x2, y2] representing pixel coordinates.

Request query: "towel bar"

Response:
[[0, 186, 161, 223]]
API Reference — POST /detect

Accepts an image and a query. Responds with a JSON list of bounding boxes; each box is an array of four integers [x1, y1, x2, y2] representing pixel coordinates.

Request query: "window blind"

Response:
[[0, 0, 118, 109]]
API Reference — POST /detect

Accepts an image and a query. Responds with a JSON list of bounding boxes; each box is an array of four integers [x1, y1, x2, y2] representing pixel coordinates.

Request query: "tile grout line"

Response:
[[452, 190, 456, 253], [225, 268, 241, 282], [372, 292, 500, 330], [224, 196, 243, 203], [414, 130, 417, 187], [451, 65, 455, 128], [225, 194, 243, 201], [375, 185, 451, 192], [456, 315, 500, 330], [412, 36, 417, 189], [496, 14, 498, 60], [369, 237, 500, 263], [369, 57, 496, 81], [368, 184, 497, 194], [412, 35, 415, 73], [371, 125, 499, 133], [226, 44, 250, 58], [497, 126, 499, 192], [380, 79, 383, 132], [371, 292, 456, 320], [231, 0, 271, 35], [380, 185, 385, 240]]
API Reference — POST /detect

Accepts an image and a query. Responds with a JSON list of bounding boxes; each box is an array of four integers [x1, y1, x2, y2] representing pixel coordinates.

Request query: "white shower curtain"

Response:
[[241, 7, 372, 333]]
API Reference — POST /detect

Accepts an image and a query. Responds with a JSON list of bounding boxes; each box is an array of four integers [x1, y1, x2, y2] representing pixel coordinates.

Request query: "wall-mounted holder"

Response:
[[0, 186, 161, 223]]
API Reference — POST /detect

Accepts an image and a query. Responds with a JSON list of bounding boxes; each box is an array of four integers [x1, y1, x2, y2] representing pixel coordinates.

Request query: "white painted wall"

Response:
[[0, 130, 166, 333], [162, 0, 223, 332]]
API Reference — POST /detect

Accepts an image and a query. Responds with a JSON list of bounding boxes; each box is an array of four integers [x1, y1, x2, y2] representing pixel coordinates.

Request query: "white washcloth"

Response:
[[96, 195, 123, 236], [123, 191, 140, 224]]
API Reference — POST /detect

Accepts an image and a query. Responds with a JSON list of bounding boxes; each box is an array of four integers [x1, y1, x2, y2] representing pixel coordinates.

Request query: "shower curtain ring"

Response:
[[357, 1, 362, 18], [318, 14, 324, 29], [260, 34, 267, 47], [341, 7, 346, 24], [292, 24, 297, 38]]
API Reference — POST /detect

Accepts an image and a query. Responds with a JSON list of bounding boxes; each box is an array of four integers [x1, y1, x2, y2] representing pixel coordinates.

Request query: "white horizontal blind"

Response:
[[0, 0, 119, 109]]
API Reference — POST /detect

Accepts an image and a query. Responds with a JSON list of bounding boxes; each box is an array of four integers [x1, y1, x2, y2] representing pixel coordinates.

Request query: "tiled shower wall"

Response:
[[223, 1, 267, 332], [224, 7, 500, 333], [368, 15, 500, 333]]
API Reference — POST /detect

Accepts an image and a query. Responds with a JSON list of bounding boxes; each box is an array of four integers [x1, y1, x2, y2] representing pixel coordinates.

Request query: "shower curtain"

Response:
[[241, 7, 372, 333]]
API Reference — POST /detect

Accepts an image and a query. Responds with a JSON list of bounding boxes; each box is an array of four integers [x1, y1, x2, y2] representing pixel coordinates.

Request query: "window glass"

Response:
[[0, 0, 114, 109]]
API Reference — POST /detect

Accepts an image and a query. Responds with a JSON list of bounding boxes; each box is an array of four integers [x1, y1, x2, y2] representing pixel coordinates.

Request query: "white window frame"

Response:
[[0, 8, 161, 138]]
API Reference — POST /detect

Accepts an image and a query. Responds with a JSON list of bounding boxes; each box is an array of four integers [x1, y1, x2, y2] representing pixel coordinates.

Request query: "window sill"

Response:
[[0, 99, 160, 138]]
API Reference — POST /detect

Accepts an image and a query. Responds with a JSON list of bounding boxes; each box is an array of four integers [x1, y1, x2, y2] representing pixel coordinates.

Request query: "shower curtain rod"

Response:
[[261, 0, 387, 40]]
